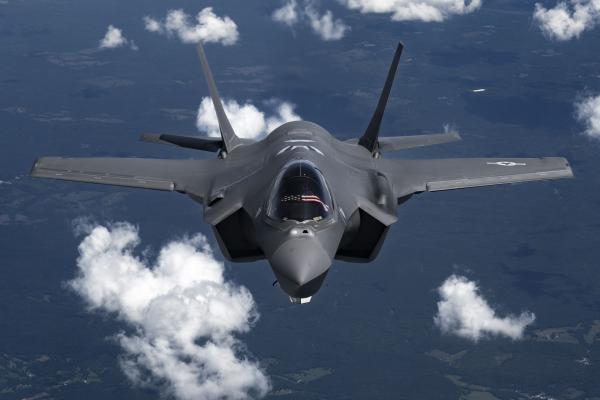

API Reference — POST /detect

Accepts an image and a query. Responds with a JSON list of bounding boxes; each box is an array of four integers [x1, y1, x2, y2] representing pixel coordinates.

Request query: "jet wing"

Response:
[[381, 157, 574, 198], [30, 157, 216, 196]]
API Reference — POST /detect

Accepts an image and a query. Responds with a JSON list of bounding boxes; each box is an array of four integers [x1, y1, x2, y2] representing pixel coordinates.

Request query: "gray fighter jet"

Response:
[[31, 43, 574, 303]]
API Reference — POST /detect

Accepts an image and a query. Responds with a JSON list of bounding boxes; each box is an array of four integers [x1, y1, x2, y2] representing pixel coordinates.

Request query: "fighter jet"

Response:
[[31, 43, 574, 303]]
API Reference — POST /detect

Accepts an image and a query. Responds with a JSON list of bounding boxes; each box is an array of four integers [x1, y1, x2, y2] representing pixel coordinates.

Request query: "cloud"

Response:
[[99, 25, 137, 50], [305, 6, 349, 40], [533, 0, 600, 41], [144, 8, 239, 45], [575, 94, 600, 139], [434, 275, 535, 341], [272, 0, 299, 27], [272, 1, 349, 40], [69, 223, 270, 400], [143, 16, 162, 33], [196, 97, 301, 139], [338, 0, 481, 22]]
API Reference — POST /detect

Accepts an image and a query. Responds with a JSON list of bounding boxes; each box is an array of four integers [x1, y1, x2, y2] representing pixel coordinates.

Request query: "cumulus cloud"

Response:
[[575, 94, 600, 139], [143, 17, 162, 33], [534, 0, 600, 41], [339, 0, 481, 22], [305, 6, 349, 40], [272, 1, 349, 40], [196, 97, 301, 139], [99, 25, 137, 50], [434, 275, 535, 341], [69, 223, 270, 400], [272, 0, 300, 27], [144, 8, 239, 45]]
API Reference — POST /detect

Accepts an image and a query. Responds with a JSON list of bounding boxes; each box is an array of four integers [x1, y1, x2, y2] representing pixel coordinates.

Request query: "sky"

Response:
[[1, 0, 600, 399]]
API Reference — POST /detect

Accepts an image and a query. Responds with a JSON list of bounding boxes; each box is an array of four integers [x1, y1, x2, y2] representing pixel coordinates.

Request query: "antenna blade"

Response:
[[196, 43, 241, 152], [358, 42, 404, 153]]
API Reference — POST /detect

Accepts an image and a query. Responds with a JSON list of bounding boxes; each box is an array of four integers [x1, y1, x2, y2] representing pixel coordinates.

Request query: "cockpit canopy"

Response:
[[268, 161, 333, 223]]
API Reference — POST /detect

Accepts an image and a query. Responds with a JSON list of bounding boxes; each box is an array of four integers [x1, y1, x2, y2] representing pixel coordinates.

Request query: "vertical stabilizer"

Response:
[[197, 43, 242, 152], [358, 42, 404, 154]]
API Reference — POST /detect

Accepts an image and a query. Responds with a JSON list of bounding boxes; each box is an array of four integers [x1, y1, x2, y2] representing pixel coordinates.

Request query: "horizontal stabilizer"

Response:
[[379, 132, 461, 151], [346, 131, 461, 151], [141, 133, 223, 152]]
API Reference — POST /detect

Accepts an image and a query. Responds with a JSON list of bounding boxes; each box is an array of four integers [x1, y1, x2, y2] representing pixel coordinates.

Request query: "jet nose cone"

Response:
[[270, 237, 331, 299]]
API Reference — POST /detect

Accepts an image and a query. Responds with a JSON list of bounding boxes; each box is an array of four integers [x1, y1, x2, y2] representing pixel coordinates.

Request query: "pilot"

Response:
[[268, 161, 333, 223]]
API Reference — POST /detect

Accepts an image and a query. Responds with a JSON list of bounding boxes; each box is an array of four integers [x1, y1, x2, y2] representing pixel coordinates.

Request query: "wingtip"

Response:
[[449, 131, 462, 141], [567, 165, 575, 178], [551, 157, 575, 179], [563, 159, 575, 178], [441, 130, 461, 141], [29, 159, 39, 176], [29, 157, 46, 177]]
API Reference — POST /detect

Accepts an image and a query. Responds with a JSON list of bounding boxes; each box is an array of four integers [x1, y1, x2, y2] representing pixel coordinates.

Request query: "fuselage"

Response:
[[200, 121, 398, 302]]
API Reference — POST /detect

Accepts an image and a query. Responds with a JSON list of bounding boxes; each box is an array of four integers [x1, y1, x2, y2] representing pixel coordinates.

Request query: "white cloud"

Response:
[[339, 0, 481, 22], [99, 25, 137, 50], [196, 97, 301, 139], [100, 25, 126, 49], [575, 94, 600, 139], [305, 6, 349, 40], [143, 16, 162, 33], [534, 0, 600, 41], [69, 223, 270, 400], [272, 1, 348, 40], [272, 0, 300, 27], [434, 275, 535, 341], [144, 8, 239, 45]]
